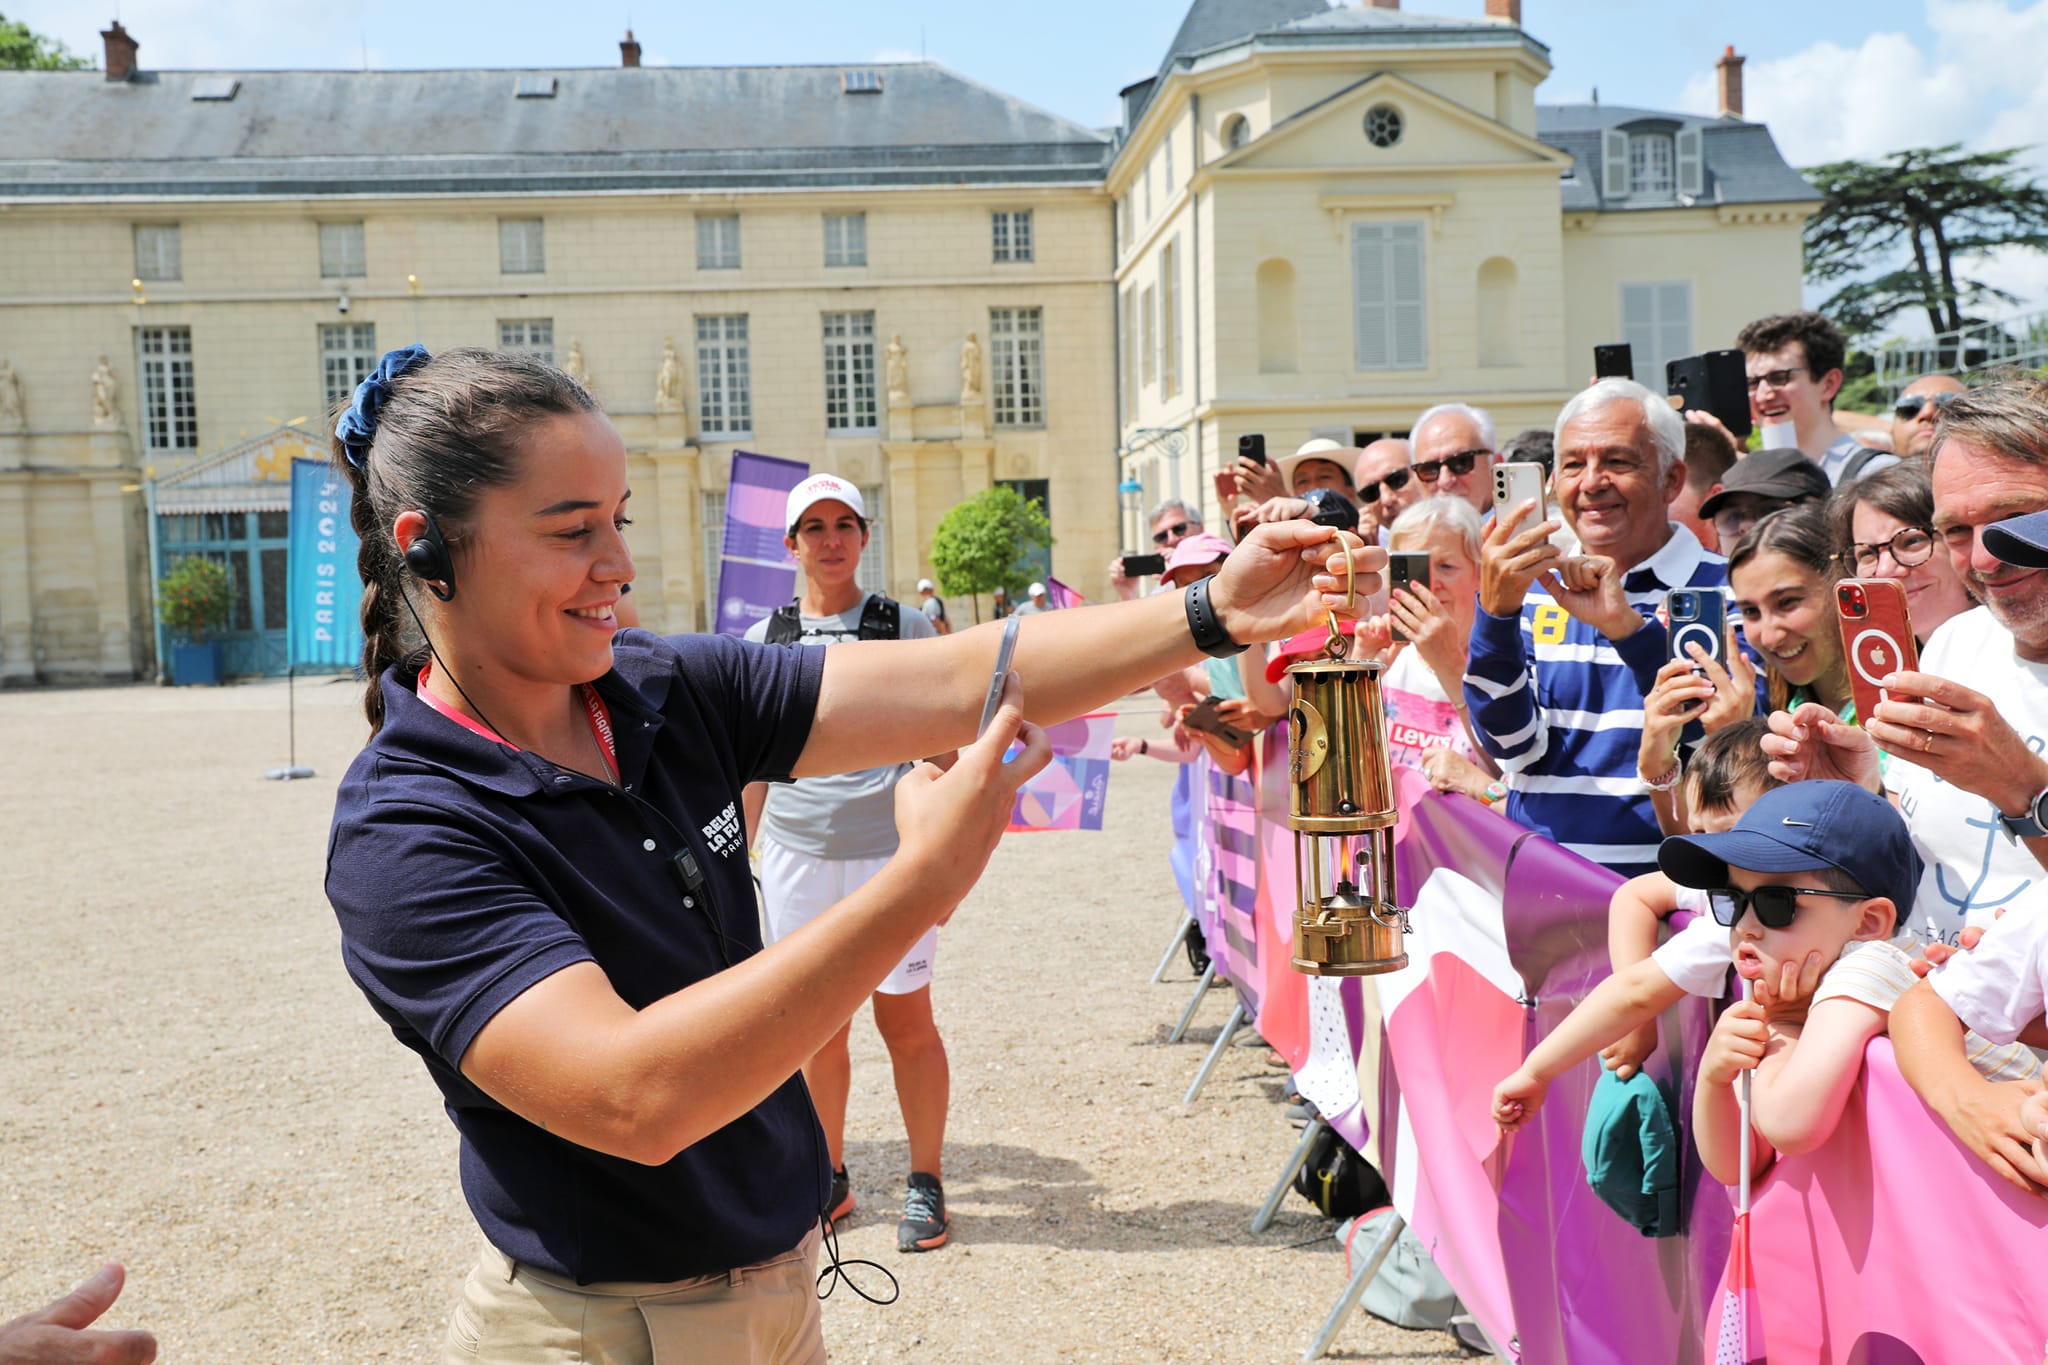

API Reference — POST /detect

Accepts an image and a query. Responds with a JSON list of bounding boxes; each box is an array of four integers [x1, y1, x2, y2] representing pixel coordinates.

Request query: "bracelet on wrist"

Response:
[[1138, 739, 1149, 756], [1642, 760, 1682, 793], [1482, 781, 1507, 806]]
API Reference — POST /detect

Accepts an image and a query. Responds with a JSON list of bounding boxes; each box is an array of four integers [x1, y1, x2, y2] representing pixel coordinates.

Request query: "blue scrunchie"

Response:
[[335, 343, 432, 468]]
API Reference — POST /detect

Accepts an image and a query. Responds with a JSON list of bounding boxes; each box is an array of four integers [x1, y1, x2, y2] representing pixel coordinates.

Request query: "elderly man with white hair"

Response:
[[1463, 378, 1724, 877], [1410, 402, 1497, 518]]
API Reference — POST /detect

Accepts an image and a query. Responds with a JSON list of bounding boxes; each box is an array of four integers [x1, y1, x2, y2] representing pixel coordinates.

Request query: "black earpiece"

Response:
[[403, 513, 458, 602]]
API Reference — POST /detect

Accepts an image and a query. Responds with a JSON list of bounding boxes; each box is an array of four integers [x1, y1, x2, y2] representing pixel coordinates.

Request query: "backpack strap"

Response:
[[761, 601, 804, 646], [1836, 444, 1885, 486], [857, 594, 902, 641]]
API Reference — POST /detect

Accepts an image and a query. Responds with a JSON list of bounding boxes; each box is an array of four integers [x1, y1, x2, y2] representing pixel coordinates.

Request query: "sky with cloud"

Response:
[[15, 0, 2047, 331]]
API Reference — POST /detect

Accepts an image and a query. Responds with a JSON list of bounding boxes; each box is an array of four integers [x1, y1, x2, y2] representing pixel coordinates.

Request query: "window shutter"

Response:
[[1389, 223, 1426, 369], [1602, 129, 1629, 200], [1676, 126, 1704, 197], [1620, 283, 1656, 373], [1353, 224, 1389, 370], [1657, 283, 1691, 380]]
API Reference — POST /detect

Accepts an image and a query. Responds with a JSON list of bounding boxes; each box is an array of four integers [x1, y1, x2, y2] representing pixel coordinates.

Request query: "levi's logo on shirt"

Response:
[[702, 802, 743, 859]]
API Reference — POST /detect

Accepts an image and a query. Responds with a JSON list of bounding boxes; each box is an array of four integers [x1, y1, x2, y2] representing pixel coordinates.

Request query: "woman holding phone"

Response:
[[1830, 459, 1976, 645], [322, 345, 1377, 1365]]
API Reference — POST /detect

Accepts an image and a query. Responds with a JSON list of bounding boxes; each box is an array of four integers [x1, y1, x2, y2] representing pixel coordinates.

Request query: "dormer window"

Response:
[[1601, 123, 1703, 204], [1629, 133, 1674, 195]]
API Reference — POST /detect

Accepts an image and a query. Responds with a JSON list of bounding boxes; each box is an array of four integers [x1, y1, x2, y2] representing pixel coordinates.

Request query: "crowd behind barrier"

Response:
[[1171, 741, 2048, 1361]]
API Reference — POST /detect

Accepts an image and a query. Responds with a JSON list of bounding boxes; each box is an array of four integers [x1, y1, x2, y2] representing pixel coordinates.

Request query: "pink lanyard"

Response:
[[415, 659, 618, 783]]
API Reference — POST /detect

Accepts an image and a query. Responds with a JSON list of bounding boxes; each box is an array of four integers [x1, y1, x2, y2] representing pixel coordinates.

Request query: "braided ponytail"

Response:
[[333, 346, 598, 735]]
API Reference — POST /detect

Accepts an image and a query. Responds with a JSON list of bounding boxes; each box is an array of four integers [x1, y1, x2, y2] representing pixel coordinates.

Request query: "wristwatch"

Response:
[[1996, 782, 2048, 843], [1184, 578, 1247, 659]]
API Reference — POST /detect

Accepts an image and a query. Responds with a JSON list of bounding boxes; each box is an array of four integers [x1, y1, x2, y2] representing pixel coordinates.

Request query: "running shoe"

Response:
[[826, 1166, 855, 1225], [897, 1171, 949, 1252]]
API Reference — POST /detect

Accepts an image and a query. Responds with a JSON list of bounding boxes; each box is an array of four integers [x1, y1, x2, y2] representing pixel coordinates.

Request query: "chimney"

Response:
[[1366, 0, 1400, 8], [1716, 45, 1745, 118], [1485, 0, 1521, 22], [619, 29, 641, 68], [101, 19, 138, 81]]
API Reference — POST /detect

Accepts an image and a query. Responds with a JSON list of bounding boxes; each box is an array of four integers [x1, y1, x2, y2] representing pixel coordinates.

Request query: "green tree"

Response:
[[158, 556, 233, 644], [928, 486, 1053, 624], [1804, 145, 2048, 342], [0, 13, 92, 70]]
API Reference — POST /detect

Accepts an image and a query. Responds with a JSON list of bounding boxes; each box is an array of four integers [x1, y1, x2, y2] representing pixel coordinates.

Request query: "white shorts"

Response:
[[758, 842, 936, 996]]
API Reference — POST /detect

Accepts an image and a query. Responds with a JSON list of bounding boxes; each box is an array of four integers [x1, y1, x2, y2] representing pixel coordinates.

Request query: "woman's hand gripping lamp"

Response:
[[1286, 534, 1409, 975]]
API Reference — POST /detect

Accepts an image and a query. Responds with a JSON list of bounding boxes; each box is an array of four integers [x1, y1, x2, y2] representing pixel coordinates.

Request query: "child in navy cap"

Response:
[[1659, 781, 2038, 1189]]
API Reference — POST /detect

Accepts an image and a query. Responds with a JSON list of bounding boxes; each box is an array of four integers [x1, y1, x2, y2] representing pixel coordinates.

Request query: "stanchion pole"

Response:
[[1182, 1002, 1245, 1105], [1251, 1114, 1325, 1233], [1166, 961, 1215, 1043], [264, 664, 315, 781], [1149, 911, 1196, 984], [1303, 1212, 1404, 1360]]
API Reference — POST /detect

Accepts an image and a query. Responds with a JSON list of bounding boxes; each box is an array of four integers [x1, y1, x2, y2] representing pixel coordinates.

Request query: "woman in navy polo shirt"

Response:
[[323, 346, 1378, 1364]]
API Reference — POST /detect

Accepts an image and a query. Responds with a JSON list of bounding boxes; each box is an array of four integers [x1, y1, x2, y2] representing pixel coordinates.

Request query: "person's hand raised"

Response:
[[1477, 499, 1561, 618], [1761, 703, 1882, 790], [1537, 554, 1644, 642], [1206, 522, 1385, 648], [892, 670, 1050, 915]]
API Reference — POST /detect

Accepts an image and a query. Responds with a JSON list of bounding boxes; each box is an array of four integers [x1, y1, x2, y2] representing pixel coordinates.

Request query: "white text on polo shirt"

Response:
[[702, 802, 743, 859]]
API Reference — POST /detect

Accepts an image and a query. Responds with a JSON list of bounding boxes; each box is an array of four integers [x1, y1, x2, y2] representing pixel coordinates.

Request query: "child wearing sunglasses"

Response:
[[1662, 782, 2037, 1190], [1492, 721, 1780, 1134]]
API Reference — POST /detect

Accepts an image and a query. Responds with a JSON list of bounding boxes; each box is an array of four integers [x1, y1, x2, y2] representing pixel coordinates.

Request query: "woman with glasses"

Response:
[[1829, 460, 1976, 645]]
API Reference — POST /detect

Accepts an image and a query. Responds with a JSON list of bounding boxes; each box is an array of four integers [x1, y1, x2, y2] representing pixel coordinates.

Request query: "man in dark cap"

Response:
[[1697, 448, 1831, 547]]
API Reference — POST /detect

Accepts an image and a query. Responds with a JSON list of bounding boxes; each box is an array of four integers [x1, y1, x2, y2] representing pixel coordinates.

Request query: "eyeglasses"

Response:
[[1411, 451, 1485, 484], [1745, 367, 1809, 393], [1356, 468, 1414, 505], [1893, 392, 1958, 420], [1709, 883, 1868, 930], [1844, 526, 1936, 573], [1151, 520, 1191, 546]]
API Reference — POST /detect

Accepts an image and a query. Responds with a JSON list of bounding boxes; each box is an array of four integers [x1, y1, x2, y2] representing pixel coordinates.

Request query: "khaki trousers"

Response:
[[443, 1228, 826, 1365]]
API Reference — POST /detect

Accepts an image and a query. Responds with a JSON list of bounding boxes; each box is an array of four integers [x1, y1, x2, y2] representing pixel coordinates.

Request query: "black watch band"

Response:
[[1184, 578, 1247, 658]]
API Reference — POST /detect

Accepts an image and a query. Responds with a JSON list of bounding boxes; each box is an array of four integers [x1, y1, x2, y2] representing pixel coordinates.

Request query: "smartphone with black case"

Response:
[[1836, 579, 1918, 725], [1387, 552, 1432, 643], [1667, 587, 1728, 744], [1238, 433, 1268, 467], [1121, 553, 1166, 578], [1666, 350, 1754, 439], [1594, 343, 1635, 381], [1184, 694, 1252, 748]]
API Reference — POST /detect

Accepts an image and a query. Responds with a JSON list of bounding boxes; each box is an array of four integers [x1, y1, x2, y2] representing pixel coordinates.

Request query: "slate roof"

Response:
[[1537, 103, 1820, 211], [0, 63, 1111, 199]]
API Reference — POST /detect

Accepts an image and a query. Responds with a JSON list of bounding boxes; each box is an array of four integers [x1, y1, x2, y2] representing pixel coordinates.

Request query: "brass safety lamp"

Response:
[[1286, 546, 1408, 976]]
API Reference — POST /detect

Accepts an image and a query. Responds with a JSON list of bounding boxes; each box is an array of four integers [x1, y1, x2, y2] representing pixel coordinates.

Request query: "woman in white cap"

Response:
[[741, 473, 953, 1255]]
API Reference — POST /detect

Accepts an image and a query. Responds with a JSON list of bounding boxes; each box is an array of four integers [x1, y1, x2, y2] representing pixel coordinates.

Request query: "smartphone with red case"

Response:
[[1836, 578, 1918, 723]]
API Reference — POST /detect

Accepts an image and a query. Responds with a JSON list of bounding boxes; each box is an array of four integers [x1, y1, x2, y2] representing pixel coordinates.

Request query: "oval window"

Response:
[[1363, 104, 1404, 149]]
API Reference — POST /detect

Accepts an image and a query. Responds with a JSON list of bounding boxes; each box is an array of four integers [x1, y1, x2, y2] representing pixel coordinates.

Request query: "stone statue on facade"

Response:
[[655, 337, 684, 413], [885, 334, 910, 405], [563, 339, 593, 392], [0, 358, 23, 433], [90, 355, 121, 430], [959, 331, 983, 406]]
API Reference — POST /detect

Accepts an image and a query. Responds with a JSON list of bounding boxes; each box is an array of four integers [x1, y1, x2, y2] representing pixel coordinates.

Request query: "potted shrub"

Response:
[[159, 555, 233, 685]]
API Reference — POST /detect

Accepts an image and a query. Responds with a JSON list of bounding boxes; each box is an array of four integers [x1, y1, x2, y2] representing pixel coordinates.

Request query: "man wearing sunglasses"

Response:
[[1409, 403, 1496, 518], [1353, 438, 1415, 544], [1888, 374, 1966, 459], [1737, 311, 1895, 485], [1107, 499, 1206, 603]]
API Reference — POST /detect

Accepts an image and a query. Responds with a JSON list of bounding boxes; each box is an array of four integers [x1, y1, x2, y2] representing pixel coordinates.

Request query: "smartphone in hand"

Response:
[[1492, 461, 1545, 523], [1836, 579, 1918, 724], [1667, 587, 1729, 743], [1183, 695, 1253, 748], [1238, 433, 1268, 467], [1387, 552, 1431, 643], [1121, 553, 1167, 578], [1594, 343, 1634, 381]]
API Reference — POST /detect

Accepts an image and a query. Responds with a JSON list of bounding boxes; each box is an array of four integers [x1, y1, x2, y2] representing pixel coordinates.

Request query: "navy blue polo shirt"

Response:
[[324, 630, 828, 1284]]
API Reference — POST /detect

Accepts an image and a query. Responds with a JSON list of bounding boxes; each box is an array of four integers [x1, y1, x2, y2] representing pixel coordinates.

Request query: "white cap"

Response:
[[917, 578, 935, 592], [1028, 581, 1046, 596], [784, 473, 866, 531]]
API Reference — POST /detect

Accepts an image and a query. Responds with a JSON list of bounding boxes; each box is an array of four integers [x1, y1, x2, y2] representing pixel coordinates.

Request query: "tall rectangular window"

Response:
[[134, 225, 181, 282], [1117, 287, 1133, 419], [138, 326, 197, 452], [697, 215, 741, 270], [1352, 222, 1427, 371], [319, 222, 366, 279], [823, 213, 867, 267], [990, 307, 1045, 429], [499, 218, 545, 274], [1621, 282, 1691, 394], [498, 318, 554, 362], [822, 312, 878, 433], [856, 484, 888, 597], [700, 489, 727, 632], [319, 322, 378, 411], [1140, 286, 1157, 386], [998, 478, 1052, 584], [1119, 194, 1132, 249], [695, 314, 752, 437], [992, 210, 1034, 263], [1164, 135, 1176, 194], [1629, 134, 1675, 196], [1159, 239, 1180, 397]]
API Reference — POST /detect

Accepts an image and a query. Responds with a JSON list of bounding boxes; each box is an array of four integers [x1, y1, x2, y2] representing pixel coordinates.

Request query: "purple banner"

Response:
[[716, 451, 809, 637]]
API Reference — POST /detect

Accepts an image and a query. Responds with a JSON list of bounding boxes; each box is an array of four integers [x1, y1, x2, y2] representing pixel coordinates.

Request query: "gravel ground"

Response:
[[0, 676, 1464, 1363]]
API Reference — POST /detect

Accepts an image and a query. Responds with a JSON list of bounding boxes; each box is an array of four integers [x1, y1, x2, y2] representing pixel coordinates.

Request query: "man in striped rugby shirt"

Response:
[[1464, 379, 1728, 876]]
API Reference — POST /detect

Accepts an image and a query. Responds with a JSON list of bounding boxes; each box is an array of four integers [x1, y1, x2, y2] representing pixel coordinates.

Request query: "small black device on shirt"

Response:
[[1666, 351, 1753, 439]]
